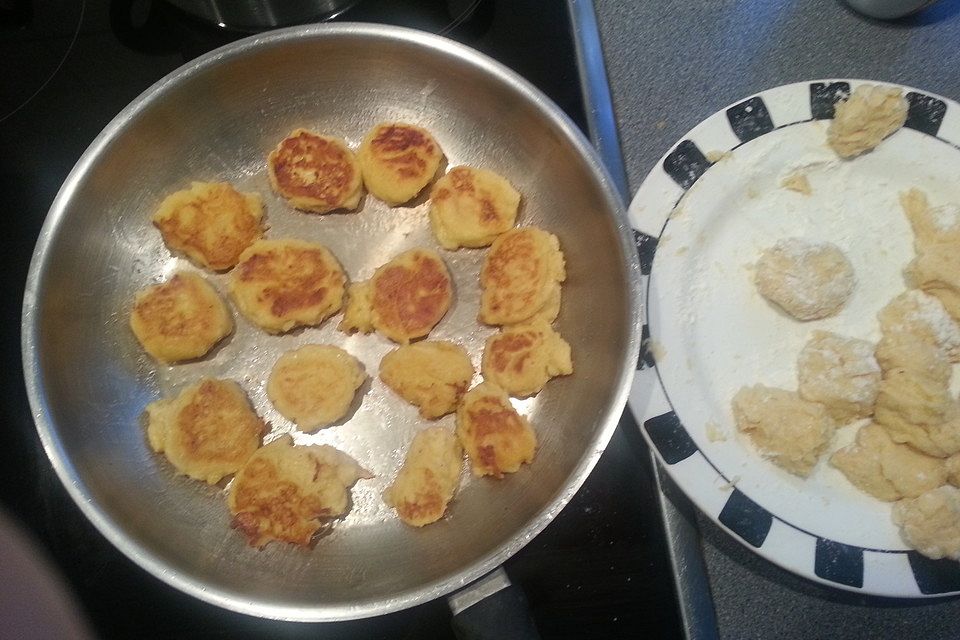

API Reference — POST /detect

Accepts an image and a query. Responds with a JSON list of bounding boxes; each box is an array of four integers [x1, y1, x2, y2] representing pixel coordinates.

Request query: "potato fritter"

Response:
[[481, 320, 572, 398], [384, 427, 463, 527], [229, 238, 346, 333], [267, 345, 366, 431], [429, 166, 520, 249], [358, 122, 443, 206], [340, 248, 453, 344], [145, 378, 263, 484], [379, 341, 474, 419], [268, 128, 363, 213], [130, 272, 232, 363], [228, 435, 371, 548], [152, 181, 265, 271], [479, 227, 566, 326], [456, 382, 536, 478]]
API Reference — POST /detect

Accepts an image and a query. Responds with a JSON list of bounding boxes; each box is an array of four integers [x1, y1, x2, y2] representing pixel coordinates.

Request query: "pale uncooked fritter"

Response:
[[229, 238, 346, 333], [384, 427, 463, 527], [129, 272, 233, 363], [456, 382, 537, 478], [906, 243, 960, 322], [145, 378, 263, 484], [754, 238, 855, 321], [228, 435, 371, 548], [267, 345, 366, 431], [339, 248, 453, 344], [357, 122, 444, 206], [827, 84, 908, 159], [893, 486, 960, 561], [480, 227, 566, 326], [797, 331, 880, 422], [731, 385, 836, 477], [481, 320, 573, 398], [875, 332, 951, 385], [878, 290, 960, 363], [379, 341, 474, 419], [152, 181, 265, 271], [831, 423, 946, 502], [900, 188, 960, 251], [874, 370, 960, 459], [268, 128, 363, 213], [429, 166, 521, 249]]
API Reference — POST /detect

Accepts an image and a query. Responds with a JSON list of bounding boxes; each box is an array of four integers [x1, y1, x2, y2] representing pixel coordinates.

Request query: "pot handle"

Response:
[[447, 567, 542, 640]]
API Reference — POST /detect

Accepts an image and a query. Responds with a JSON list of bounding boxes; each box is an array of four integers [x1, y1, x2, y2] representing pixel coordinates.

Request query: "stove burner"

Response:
[[0, 0, 84, 123]]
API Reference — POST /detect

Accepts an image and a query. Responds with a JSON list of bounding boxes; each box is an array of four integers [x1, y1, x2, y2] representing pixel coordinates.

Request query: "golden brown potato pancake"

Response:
[[481, 320, 572, 397], [228, 435, 371, 548], [429, 166, 520, 249], [229, 238, 346, 333], [379, 341, 474, 418], [267, 345, 366, 431], [152, 181, 265, 271], [384, 426, 463, 527], [340, 248, 453, 344], [268, 128, 362, 213], [479, 227, 565, 326], [130, 271, 232, 363], [456, 382, 536, 478], [145, 378, 263, 484], [358, 122, 443, 206]]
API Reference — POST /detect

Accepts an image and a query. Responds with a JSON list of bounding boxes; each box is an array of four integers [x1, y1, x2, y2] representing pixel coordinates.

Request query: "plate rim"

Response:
[[627, 78, 960, 599]]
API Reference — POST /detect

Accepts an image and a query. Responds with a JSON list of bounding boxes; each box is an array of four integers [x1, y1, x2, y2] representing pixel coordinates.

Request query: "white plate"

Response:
[[627, 79, 960, 598]]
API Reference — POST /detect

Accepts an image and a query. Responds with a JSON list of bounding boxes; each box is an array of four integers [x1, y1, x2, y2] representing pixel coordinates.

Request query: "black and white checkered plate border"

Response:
[[628, 79, 960, 598]]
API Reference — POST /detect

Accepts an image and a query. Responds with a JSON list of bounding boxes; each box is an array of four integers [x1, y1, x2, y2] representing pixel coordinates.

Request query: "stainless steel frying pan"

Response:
[[21, 24, 640, 621]]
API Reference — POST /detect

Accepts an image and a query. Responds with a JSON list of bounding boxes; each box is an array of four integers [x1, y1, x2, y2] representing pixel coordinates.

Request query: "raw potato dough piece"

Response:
[[429, 166, 521, 249], [481, 320, 573, 397], [947, 453, 960, 487], [379, 341, 474, 419], [267, 129, 363, 213], [906, 243, 960, 321], [456, 382, 536, 478], [152, 181, 265, 271], [731, 385, 836, 477], [874, 368, 960, 458], [830, 423, 946, 501], [129, 272, 233, 363], [480, 227, 566, 326], [875, 332, 951, 385], [229, 238, 346, 333], [754, 238, 855, 321], [797, 331, 880, 422], [878, 290, 960, 363], [780, 171, 812, 195], [827, 84, 908, 158], [228, 435, 371, 548], [145, 378, 263, 484], [267, 345, 366, 431], [900, 188, 960, 250], [339, 249, 453, 344], [383, 427, 463, 527], [893, 486, 960, 561], [357, 122, 444, 206]]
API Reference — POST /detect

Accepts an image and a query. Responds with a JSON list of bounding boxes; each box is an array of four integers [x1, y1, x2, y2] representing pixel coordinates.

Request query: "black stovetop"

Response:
[[0, 1, 682, 637]]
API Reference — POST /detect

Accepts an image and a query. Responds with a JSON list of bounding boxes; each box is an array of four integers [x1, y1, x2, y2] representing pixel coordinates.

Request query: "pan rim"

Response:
[[20, 22, 641, 622]]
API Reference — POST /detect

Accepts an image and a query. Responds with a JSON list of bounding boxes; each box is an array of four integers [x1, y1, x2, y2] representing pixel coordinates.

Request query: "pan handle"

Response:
[[447, 567, 542, 640]]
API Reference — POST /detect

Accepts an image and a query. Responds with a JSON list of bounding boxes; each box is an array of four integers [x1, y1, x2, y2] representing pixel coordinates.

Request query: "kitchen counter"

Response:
[[592, 0, 960, 637]]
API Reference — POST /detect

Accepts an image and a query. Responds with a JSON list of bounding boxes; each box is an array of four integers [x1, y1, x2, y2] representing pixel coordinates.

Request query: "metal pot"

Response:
[[22, 24, 640, 621]]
